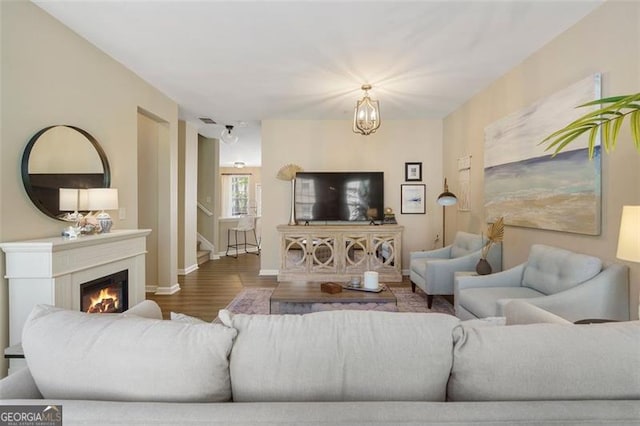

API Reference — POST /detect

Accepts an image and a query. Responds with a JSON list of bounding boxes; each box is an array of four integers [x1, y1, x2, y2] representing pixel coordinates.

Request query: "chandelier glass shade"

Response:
[[352, 84, 381, 135], [221, 125, 238, 144]]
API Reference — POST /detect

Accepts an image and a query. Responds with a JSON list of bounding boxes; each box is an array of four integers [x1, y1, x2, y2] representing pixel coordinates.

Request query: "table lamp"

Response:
[[87, 188, 118, 233], [616, 205, 640, 319], [59, 188, 82, 237], [59, 188, 79, 221]]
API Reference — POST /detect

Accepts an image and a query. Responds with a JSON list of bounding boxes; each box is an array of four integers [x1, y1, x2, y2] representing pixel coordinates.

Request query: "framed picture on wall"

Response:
[[405, 162, 422, 182], [401, 184, 426, 214]]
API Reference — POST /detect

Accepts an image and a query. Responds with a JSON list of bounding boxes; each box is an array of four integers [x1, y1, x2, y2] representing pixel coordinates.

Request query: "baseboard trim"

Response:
[[402, 269, 410, 276], [178, 264, 199, 276], [154, 283, 181, 295], [259, 269, 278, 276], [145, 285, 158, 293]]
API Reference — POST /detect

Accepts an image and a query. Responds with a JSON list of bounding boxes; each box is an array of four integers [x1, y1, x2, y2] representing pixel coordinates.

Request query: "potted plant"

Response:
[[541, 93, 640, 320], [541, 93, 640, 158], [477, 217, 504, 275]]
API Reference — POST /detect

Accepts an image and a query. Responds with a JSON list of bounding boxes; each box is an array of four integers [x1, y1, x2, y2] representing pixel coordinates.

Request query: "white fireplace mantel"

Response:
[[1, 229, 151, 349]]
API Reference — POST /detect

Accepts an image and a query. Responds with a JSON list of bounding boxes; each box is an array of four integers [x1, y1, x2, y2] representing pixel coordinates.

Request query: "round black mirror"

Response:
[[21, 125, 111, 220]]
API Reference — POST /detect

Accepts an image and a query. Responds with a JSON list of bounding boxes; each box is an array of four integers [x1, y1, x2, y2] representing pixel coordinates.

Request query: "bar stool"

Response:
[[226, 215, 260, 258]]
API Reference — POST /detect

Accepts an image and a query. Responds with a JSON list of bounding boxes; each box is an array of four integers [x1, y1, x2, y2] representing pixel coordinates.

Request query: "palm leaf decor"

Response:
[[481, 217, 504, 259], [277, 164, 303, 226], [540, 93, 640, 159], [276, 164, 303, 181]]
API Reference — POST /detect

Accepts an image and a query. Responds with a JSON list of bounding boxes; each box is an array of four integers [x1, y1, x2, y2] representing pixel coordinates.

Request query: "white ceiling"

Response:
[[34, 0, 603, 167]]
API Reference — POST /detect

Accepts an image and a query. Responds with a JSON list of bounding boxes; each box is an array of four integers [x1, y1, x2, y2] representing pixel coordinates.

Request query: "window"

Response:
[[230, 175, 249, 216], [222, 174, 249, 217]]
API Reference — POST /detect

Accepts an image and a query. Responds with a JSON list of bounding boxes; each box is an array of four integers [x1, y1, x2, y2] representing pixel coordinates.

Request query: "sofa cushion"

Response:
[[22, 304, 237, 402], [450, 232, 483, 258], [522, 244, 602, 295], [448, 321, 640, 401], [410, 257, 429, 275], [219, 309, 460, 402], [0, 365, 43, 399], [170, 311, 208, 324], [459, 286, 544, 318], [504, 300, 572, 325]]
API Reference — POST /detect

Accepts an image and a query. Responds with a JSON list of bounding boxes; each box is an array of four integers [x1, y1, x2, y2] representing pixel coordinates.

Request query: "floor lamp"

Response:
[[436, 178, 457, 247]]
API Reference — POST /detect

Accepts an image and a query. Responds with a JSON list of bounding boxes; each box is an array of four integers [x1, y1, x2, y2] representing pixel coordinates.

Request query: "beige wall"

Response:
[[138, 113, 160, 288], [0, 1, 179, 375], [178, 121, 198, 273], [197, 136, 218, 248], [261, 119, 443, 274], [443, 0, 640, 319]]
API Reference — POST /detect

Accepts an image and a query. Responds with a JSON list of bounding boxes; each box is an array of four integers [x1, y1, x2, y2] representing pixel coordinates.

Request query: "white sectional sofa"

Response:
[[1, 302, 639, 425]]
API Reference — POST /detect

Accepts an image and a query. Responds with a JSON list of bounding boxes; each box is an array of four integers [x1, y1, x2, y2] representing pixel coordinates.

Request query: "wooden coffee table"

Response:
[[270, 281, 397, 314]]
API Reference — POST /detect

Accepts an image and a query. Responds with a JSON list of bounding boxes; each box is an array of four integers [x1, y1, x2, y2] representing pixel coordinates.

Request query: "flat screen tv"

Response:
[[294, 172, 384, 223]]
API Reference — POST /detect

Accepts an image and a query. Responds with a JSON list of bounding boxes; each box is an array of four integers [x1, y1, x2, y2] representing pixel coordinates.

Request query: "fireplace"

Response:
[[80, 270, 129, 313]]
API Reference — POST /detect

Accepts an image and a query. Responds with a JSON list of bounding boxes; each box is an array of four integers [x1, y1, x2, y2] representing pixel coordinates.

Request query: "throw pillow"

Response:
[[23, 304, 237, 402]]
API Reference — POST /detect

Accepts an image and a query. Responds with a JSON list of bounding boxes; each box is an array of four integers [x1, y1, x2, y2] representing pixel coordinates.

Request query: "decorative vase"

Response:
[[288, 179, 297, 226], [476, 258, 492, 275]]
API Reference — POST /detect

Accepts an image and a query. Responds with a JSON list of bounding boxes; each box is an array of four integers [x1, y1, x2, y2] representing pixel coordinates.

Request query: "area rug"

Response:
[[223, 287, 454, 316]]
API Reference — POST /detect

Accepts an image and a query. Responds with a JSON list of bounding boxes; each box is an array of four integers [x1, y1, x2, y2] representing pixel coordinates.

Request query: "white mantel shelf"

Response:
[[1, 229, 151, 362], [2, 230, 151, 278]]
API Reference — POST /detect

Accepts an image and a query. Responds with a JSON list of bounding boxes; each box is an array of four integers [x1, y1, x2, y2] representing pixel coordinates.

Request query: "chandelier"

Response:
[[352, 84, 381, 135]]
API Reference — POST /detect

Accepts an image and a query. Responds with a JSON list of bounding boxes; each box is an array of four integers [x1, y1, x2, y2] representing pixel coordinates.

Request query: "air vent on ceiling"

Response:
[[199, 117, 217, 124]]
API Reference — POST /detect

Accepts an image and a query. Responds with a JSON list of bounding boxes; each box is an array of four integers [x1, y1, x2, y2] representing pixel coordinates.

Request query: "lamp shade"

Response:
[[437, 192, 458, 206], [437, 178, 458, 206], [617, 205, 640, 263], [87, 188, 118, 211], [59, 188, 78, 212], [78, 189, 90, 211]]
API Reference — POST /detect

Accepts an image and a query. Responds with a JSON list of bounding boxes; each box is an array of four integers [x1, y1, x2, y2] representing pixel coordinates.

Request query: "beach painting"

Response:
[[484, 74, 601, 235]]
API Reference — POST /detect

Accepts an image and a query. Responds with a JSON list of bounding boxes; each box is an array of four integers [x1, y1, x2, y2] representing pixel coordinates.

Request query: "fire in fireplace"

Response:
[[80, 270, 129, 313]]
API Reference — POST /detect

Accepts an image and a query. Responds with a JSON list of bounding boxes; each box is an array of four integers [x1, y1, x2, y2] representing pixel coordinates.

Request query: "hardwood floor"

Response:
[[148, 255, 412, 322], [147, 254, 277, 322]]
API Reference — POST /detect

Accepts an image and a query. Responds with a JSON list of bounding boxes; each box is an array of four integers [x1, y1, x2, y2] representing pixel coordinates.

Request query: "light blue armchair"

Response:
[[409, 231, 502, 308], [454, 244, 630, 322]]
